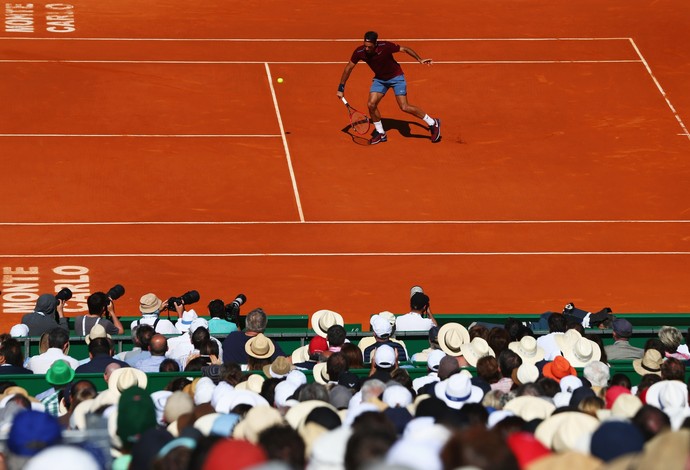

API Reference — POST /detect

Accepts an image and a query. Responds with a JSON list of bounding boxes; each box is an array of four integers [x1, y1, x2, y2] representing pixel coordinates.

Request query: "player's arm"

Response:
[[399, 46, 432, 65], [337, 61, 357, 98]]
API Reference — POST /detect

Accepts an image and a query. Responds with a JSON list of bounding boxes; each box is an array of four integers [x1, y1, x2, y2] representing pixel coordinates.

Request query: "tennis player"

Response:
[[336, 31, 441, 145]]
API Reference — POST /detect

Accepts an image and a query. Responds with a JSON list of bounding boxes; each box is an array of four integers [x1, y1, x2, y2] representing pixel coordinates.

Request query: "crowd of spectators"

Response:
[[0, 288, 688, 469]]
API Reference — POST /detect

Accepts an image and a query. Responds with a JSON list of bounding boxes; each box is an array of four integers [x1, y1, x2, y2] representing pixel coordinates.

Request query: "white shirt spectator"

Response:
[[536, 332, 565, 361], [395, 312, 434, 332], [131, 314, 179, 335], [27, 348, 80, 374]]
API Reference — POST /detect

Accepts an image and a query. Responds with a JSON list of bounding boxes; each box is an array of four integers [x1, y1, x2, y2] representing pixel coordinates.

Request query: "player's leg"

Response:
[[393, 76, 441, 143], [368, 82, 388, 144]]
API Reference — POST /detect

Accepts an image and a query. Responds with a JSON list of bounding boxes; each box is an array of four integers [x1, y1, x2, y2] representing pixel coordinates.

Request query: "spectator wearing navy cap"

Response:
[[605, 319, 644, 360]]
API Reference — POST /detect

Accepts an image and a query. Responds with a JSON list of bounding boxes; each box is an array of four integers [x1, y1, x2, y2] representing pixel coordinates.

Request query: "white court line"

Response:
[[0, 37, 632, 42], [0, 134, 280, 137], [264, 62, 304, 223], [1, 251, 689, 258], [629, 38, 690, 141], [1, 220, 690, 226], [0, 60, 640, 65]]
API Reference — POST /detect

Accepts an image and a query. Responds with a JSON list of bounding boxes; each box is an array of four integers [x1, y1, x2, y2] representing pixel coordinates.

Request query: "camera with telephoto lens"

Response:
[[166, 290, 200, 310], [54, 288, 73, 322], [107, 284, 125, 301], [224, 294, 246, 323]]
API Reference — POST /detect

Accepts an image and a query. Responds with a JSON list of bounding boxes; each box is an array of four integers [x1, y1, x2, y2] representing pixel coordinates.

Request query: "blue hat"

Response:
[[590, 421, 644, 462], [8, 410, 62, 456]]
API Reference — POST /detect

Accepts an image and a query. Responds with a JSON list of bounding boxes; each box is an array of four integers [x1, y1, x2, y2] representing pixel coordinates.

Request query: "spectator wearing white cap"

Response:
[[396, 291, 437, 332], [412, 349, 445, 393], [362, 314, 408, 363], [130, 293, 179, 335]]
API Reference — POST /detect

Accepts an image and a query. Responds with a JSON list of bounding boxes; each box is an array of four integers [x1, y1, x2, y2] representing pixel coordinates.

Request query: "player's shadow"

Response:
[[340, 118, 429, 145]]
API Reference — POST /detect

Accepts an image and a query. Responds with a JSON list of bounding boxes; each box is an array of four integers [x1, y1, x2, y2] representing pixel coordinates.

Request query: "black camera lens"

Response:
[[55, 288, 73, 302], [181, 290, 200, 305], [107, 284, 125, 301]]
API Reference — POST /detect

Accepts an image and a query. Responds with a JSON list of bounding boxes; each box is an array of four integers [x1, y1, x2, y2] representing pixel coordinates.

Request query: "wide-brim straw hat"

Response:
[[85, 323, 111, 345], [311, 310, 344, 338], [236, 374, 265, 394], [512, 363, 540, 386], [534, 411, 600, 452], [245, 333, 276, 359], [562, 337, 601, 368], [437, 323, 470, 357], [434, 374, 484, 409], [554, 329, 583, 354], [632, 349, 663, 377], [291, 345, 310, 364], [460, 337, 495, 367], [503, 396, 555, 422], [262, 356, 295, 379], [108, 367, 148, 394], [508, 336, 545, 364], [313, 362, 330, 384]]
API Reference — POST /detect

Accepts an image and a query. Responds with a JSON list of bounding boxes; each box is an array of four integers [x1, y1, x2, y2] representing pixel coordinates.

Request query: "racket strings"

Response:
[[351, 112, 370, 135]]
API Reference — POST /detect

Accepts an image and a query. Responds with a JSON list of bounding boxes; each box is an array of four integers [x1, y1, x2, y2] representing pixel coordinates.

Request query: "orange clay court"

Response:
[[1, 0, 690, 331]]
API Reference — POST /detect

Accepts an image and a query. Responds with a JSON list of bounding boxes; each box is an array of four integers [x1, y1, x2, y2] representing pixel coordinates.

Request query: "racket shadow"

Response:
[[340, 124, 371, 146]]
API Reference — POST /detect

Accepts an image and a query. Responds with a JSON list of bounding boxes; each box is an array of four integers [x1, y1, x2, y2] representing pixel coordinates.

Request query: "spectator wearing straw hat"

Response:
[[245, 333, 276, 371], [222, 308, 285, 364], [130, 293, 179, 335], [311, 310, 345, 339], [604, 319, 643, 360]]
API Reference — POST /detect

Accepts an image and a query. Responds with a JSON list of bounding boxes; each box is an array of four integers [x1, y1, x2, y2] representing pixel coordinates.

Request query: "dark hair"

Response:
[[207, 299, 225, 319], [548, 313, 567, 333], [191, 327, 211, 349], [260, 378, 282, 407], [48, 327, 70, 349], [363, 31, 378, 43], [441, 427, 519, 470], [609, 373, 632, 389], [633, 405, 671, 441], [160, 358, 181, 372], [0, 338, 24, 367], [340, 343, 364, 369], [476, 356, 501, 384], [327, 325, 347, 347], [498, 349, 522, 379], [326, 353, 349, 382], [487, 328, 511, 357], [87, 292, 109, 316], [661, 358, 686, 381], [345, 429, 396, 470], [136, 324, 156, 349], [198, 340, 219, 358], [258, 425, 305, 470], [88, 337, 112, 356]]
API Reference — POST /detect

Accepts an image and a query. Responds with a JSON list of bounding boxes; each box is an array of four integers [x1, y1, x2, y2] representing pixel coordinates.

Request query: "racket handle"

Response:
[[340, 96, 349, 106]]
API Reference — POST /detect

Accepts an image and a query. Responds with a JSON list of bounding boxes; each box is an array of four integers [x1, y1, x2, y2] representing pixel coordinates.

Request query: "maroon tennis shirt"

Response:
[[350, 41, 404, 80]]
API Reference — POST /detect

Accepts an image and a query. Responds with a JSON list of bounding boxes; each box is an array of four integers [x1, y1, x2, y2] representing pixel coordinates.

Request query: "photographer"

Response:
[[20, 293, 69, 336], [395, 291, 436, 332], [74, 291, 124, 337], [207, 299, 239, 335], [130, 293, 179, 335]]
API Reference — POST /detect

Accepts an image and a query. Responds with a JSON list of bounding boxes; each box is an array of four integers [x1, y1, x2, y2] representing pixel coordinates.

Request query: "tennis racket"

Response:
[[340, 97, 370, 135]]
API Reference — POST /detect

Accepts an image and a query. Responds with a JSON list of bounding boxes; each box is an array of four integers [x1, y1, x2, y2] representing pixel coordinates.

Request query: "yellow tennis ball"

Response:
[[277, 78, 284, 83]]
